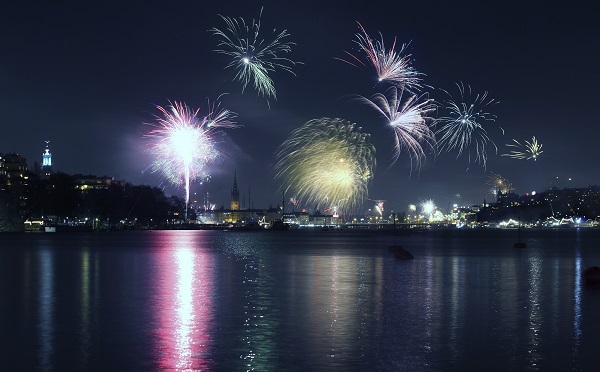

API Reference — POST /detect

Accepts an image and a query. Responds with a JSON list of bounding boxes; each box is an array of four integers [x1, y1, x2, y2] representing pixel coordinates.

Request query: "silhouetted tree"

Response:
[[46, 172, 80, 218]]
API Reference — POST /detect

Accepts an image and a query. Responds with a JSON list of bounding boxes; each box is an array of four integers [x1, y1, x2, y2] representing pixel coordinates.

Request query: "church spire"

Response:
[[230, 171, 240, 211], [232, 171, 238, 194]]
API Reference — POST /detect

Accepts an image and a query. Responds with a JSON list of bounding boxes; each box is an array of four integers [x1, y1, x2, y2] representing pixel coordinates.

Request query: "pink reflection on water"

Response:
[[152, 231, 215, 370]]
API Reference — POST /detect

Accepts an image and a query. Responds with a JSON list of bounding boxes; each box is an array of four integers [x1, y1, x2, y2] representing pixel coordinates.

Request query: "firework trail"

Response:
[[433, 82, 502, 170], [358, 86, 435, 172], [274, 118, 376, 215], [144, 100, 237, 216], [209, 7, 300, 99], [486, 172, 513, 195], [502, 136, 543, 160], [337, 21, 423, 92]]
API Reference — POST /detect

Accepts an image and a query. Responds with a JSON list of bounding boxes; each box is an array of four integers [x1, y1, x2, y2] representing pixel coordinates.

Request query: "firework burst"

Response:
[[144, 100, 237, 216], [359, 86, 435, 172], [433, 82, 502, 170], [274, 118, 376, 215], [209, 7, 300, 99], [421, 199, 437, 219], [369, 199, 385, 215], [502, 136, 543, 161], [486, 172, 513, 195], [337, 21, 423, 91]]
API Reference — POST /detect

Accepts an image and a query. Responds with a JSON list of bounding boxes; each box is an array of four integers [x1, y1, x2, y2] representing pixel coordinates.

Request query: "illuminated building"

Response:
[[42, 141, 53, 177], [0, 153, 30, 214], [2, 153, 27, 180]]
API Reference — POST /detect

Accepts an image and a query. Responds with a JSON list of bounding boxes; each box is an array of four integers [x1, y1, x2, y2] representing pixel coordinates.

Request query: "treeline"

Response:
[[0, 172, 189, 231]]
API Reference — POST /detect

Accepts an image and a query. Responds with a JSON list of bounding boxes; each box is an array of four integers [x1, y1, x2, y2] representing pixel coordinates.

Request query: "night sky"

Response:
[[1, 1, 598, 214]]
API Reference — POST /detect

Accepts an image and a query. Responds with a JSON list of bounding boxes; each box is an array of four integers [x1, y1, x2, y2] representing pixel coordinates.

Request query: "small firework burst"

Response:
[[358, 86, 435, 172], [209, 7, 300, 99], [433, 82, 503, 170], [502, 136, 543, 161], [337, 21, 423, 91], [486, 172, 513, 195]]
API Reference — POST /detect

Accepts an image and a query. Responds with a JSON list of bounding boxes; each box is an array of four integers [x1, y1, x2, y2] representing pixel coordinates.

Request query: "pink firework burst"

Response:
[[337, 21, 423, 92], [144, 100, 237, 215], [359, 86, 436, 173]]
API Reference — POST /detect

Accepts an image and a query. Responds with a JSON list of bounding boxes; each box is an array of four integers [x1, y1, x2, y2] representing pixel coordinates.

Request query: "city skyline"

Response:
[[4, 139, 597, 218], [1, 1, 598, 213]]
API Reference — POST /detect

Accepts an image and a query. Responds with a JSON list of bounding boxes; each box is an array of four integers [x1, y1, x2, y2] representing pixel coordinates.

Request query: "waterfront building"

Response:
[[196, 173, 266, 224], [308, 212, 337, 226], [283, 211, 309, 225]]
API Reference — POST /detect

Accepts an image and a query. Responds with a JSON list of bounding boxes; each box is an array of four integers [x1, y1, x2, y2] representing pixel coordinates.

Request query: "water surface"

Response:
[[1, 228, 599, 371]]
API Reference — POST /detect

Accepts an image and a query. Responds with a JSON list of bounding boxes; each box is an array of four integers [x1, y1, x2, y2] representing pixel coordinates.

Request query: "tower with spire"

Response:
[[42, 141, 53, 177], [230, 171, 240, 211]]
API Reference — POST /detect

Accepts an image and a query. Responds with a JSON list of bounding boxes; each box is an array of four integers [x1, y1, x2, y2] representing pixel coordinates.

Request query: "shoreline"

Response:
[[10, 224, 600, 234]]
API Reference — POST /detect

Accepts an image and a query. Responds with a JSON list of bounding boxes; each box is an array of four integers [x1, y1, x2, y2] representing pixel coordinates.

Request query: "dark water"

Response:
[[1, 228, 600, 371]]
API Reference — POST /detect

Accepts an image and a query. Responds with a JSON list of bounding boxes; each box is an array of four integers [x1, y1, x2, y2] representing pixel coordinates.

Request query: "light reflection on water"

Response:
[[38, 247, 54, 372], [80, 249, 90, 368], [527, 247, 542, 369], [151, 231, 215, 371], [573, 231, 582, 348], [574, 254, 582, 349], [2, 229, 600, 370]]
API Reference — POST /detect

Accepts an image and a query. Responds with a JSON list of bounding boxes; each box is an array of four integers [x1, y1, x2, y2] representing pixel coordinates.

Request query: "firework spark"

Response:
[[144, 101, 237, 216], [486, 172, 513, 195], [209, 7, 300, 99], [274, 118, 376, 215], [433, 82, 502, 170], [502, 136, 543, 161], [337, 21, 423, 91], [359, 86, 435, 172]]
